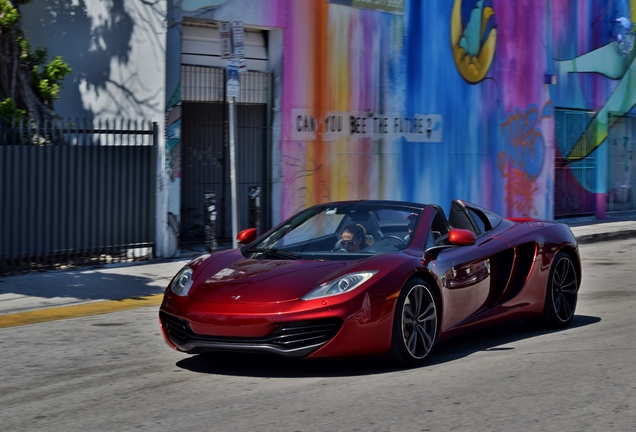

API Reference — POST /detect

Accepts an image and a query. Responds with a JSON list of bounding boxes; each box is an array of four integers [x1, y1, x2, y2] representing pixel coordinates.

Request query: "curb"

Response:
[[574, 229, 636, 244], [0, 295, 164, 329]]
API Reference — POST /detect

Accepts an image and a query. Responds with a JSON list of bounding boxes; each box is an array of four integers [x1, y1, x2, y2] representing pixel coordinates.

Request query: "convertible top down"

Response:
[[160, 199, 581, 366]]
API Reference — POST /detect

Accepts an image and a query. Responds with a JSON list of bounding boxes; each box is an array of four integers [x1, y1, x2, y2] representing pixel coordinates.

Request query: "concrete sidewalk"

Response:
[[1, 213, 636, 319]]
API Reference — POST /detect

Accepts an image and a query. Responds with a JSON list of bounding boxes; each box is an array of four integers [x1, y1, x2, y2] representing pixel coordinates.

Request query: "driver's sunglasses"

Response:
[[342, 240, 356, 247]]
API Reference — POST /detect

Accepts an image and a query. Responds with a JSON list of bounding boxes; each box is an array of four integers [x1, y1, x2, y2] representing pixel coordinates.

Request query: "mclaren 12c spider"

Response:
[[159, 200, 581, 366]]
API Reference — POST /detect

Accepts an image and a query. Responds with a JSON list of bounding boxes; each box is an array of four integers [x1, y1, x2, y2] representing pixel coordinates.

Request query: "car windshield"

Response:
[[244, 203, 423, 260]]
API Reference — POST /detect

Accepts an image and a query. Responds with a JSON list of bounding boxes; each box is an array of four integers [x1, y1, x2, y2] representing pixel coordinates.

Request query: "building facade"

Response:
[[22, 0, 636, 258]]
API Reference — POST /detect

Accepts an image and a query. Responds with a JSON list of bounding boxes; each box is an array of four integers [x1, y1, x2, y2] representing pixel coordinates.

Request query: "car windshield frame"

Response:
[[243, 202, 425, 260]]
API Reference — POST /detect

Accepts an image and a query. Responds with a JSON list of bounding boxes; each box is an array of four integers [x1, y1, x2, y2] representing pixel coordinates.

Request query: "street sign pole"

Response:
[[228, 96, 238, 248], [221, 21, 244, 249]]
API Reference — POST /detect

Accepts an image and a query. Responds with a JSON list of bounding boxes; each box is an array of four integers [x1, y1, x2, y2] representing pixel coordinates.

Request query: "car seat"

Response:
[[429, 205, 450, 245]]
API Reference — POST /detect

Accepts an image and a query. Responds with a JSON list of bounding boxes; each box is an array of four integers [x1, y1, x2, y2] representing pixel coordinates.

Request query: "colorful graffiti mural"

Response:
[[160, 0, 636, 256], [451, 0, 497, 84], [550, 0, 636, 217]]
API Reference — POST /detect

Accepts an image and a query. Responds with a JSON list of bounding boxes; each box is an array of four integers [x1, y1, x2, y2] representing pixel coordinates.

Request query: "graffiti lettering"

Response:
[[291, 108, 442, 142], [393, 117, 424, 134], [324, 115, 343, 132], [498, 101, 552, 216], [501, 166, 539, 216], [296, 115, 317, 133], [372, 116, 389, 134], [350, 115, 369, 134]]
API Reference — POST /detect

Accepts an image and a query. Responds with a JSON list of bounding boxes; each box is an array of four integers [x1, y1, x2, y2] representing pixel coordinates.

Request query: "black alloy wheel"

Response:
[[390, 278, 440, 366], [539, 251, 579, 328]]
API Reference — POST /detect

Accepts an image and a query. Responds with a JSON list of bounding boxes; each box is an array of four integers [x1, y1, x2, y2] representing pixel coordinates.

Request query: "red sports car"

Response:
[[159, 200, 581, 366]]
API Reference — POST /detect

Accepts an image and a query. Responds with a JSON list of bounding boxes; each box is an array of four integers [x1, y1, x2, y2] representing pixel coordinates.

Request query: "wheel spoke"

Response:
[[403, 304, 415, 326], [561, 279, 578, 293], [416, 325, 433, 353], [558, 260, 570, 286], [418, 302, 436, 323], [407, 329, 417, 353], [554, 294, 562, 314], [411, 287, 423, 317], [557, 292, 573, 318]]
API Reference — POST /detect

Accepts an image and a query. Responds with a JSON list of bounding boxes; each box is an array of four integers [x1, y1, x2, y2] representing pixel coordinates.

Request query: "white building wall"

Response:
[[21, 0, 169, 256]]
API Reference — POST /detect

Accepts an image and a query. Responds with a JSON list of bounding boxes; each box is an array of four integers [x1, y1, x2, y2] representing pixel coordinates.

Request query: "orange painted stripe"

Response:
[[0, 294, 164, 329]]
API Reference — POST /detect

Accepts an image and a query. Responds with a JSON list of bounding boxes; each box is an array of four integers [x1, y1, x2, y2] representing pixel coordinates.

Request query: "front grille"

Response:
[[160, 311, 192, 345], [160, 311, 342, 357]]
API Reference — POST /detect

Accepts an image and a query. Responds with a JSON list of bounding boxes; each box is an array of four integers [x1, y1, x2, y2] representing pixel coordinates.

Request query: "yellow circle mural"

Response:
[[451, 0, 497, 84]]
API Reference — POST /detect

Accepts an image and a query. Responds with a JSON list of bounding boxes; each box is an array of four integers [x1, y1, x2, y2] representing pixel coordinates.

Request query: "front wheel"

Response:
[[537, 251, 579, 328], [389, 278, 440, 366]]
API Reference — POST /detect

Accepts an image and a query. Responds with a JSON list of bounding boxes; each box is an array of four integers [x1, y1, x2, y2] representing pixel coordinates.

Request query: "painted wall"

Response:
[[279, 0, 548, 219], [166, 0, 636, 255]]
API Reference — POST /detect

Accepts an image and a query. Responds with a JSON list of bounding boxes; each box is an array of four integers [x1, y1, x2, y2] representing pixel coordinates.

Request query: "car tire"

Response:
[[389, 278, 440, 367], [536, 251, 579, 328]]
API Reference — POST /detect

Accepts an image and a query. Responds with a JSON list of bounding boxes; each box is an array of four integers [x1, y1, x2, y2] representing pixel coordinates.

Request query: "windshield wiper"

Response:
[[245, 248, 301, 260]]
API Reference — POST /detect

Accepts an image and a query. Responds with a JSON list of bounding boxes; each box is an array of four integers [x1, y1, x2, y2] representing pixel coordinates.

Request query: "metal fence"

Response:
[[554, 109, 597, 218], [0, 118, 157, 275], [607, 113, 636, 212]]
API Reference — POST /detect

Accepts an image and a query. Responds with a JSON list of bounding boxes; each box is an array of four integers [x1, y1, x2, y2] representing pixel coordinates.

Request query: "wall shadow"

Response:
[[20, 0, 135, 120]]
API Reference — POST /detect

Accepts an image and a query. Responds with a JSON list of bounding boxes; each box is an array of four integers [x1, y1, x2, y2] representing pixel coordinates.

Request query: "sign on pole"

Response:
[[220, 21, 232, 59], [231, 21, 245, 59], [227, 58, 240, 81], [227, 58, 240, 97], [227, 79, 240, 98]]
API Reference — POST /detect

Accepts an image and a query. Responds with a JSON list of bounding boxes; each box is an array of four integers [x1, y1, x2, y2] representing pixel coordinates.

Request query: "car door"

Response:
[[429, 200, 511, 332], [432, 234, 510, 332]]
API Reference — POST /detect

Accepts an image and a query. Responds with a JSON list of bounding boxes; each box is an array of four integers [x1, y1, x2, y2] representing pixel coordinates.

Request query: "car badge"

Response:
[[231, 295, 241, 300]]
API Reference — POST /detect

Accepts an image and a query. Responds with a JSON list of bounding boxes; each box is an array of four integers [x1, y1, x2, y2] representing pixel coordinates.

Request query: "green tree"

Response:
[[0, 0, 71, 120]]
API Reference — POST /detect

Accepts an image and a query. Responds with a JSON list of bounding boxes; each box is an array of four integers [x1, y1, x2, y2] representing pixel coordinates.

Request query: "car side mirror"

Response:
[[237, 228, 257, 245], [448, 228, 476, 245]]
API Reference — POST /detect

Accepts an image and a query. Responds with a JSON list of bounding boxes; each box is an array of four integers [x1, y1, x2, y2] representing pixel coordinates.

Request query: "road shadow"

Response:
[[177, 352, 397, 378], [0, 259, 190, 306], [427, 314, 600, 366], [175, 314, 601, 378]]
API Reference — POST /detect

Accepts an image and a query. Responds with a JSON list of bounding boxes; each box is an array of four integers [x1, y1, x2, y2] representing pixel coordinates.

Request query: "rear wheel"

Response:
[[538, 251, 579, 328], [390, 278, 440, 366]]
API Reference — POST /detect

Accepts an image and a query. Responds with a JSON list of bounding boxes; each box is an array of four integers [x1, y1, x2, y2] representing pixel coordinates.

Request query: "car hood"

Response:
[[188, 254, 351, 304]]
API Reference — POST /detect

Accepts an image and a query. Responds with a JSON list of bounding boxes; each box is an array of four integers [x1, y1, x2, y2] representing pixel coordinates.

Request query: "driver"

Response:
[[338, 224, 373, 252]]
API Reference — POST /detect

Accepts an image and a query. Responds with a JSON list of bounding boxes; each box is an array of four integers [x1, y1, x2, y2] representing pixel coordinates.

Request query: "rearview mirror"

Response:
[[448, 228, 476, 245], [237, 228, 257, 245]]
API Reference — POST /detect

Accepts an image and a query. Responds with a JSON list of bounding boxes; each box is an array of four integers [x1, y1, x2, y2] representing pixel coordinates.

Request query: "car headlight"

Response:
[[170, 266, 194, 296], [302, 271, 378, 300]]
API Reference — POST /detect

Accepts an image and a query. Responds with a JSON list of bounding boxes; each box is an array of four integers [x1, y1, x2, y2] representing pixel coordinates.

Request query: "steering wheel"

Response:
[[383, 235, 408, 247]]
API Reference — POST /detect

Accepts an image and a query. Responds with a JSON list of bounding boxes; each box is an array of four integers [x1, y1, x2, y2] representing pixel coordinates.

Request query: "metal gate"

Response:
[[180, 65, 270, 243], [0, 119, 157, 274], [607, 113, 636, 212], [554, 109, 597, 218]]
